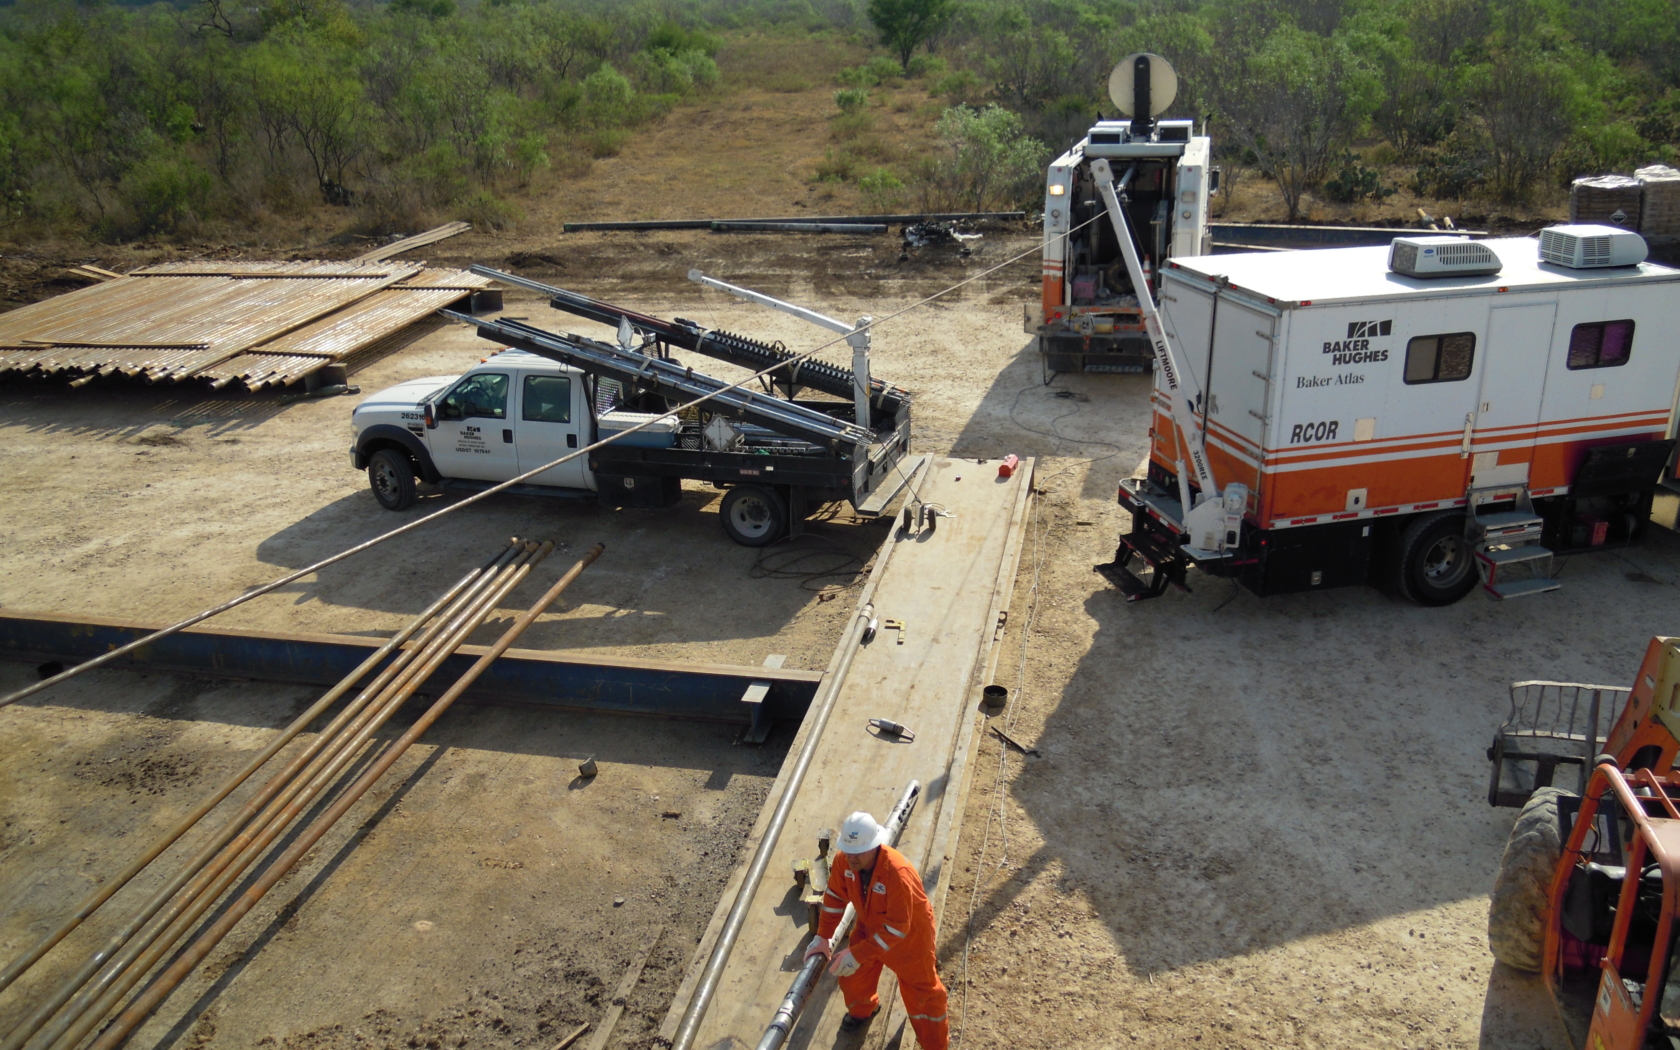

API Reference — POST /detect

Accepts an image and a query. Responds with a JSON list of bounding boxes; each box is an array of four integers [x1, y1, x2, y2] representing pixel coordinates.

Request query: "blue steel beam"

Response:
[[0, 612, 822, 723]]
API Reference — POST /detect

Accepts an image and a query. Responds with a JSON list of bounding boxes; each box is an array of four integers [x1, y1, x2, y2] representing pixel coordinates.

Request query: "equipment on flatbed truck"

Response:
[[1028, 53, 1213, 374], [349, 270, 921, 547], [1484, 637, 1680, 1049], [1098, 223, 1680, 605]]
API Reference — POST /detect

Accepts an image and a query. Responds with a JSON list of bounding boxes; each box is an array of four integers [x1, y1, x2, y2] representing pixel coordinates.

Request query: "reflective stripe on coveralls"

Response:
[[816, 845, 948, 1050]]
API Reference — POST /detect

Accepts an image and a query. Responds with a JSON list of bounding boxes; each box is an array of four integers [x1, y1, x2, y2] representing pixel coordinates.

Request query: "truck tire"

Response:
[[368, 448, 417, 511], [721, 485, 786, 547], [1396, 510, 1477, 606], [1488, 786, 1572, 971]]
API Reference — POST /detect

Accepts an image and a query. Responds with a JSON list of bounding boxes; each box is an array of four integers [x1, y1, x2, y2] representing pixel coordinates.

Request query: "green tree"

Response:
[[867, 0, 955, 72], [918, 103, 1049, 211]]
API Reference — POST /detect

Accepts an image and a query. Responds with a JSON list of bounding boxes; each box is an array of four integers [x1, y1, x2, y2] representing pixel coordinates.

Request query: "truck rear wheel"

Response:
[[721, 485, 786, 547], [1488, 786, 1572, 971], [1396, 511, 1476, 606], [368, 448, 417, 511]]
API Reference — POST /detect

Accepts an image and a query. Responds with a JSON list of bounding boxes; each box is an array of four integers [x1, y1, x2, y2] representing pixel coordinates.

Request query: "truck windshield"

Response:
[[441, 373, 508, 420]]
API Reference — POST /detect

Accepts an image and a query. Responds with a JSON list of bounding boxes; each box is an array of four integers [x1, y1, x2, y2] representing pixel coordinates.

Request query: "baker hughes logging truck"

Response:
[[1093, 177, 1680, 603], [1027, 53, 1213, 374]]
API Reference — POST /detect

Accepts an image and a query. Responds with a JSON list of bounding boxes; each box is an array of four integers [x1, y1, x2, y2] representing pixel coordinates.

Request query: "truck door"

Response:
[[514, 370, 592, 491], [1469, 301, 1559, 490], [430, 371, 516, 482]]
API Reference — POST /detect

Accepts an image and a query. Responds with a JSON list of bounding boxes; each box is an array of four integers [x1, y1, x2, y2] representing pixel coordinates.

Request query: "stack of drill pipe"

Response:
[[0, 537, 605, 1050]]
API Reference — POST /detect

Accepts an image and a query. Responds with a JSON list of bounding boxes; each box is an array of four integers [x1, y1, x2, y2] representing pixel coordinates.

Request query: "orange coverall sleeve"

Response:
[[816, 878, 853, 941], [847, 862, 917, 967]]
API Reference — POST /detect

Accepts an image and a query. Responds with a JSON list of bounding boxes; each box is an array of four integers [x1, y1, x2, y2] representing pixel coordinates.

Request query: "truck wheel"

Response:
[[721, 485, 786, 547], [368, 448, 417, 511], [1488, 786, 1573, 971], [1396, 511, 1476, 606]]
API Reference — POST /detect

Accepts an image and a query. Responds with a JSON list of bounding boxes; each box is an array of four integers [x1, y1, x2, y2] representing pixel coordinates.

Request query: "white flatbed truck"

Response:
[[350, 272, 921, 547]]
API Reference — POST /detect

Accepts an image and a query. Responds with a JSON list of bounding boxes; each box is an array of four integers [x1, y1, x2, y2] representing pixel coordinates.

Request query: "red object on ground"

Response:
[[997, 455, 1019, 478]]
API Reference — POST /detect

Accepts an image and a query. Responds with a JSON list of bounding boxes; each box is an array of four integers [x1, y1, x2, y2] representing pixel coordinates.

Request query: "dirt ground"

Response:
[[2, 59, 1678, 1047], [11, 225, 1680, 1050]]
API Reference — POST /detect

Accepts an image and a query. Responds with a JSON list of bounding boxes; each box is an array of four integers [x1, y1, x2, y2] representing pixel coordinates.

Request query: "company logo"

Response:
[[1324, 319, 1392, 365]]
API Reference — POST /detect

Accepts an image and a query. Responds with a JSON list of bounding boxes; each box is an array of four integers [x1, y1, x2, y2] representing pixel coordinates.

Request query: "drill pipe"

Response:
[[87, 543, 603, 1050], [34, 545, 544, 1050], [756, 780, 921, 1050], [0, 544, 511, 1002], [17, 544, 542, 1050], [3, 543, 526, 1050]]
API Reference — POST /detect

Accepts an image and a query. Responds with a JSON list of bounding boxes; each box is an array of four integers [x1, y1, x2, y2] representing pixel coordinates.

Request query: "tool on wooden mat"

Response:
[[868, 718, 916, 742]]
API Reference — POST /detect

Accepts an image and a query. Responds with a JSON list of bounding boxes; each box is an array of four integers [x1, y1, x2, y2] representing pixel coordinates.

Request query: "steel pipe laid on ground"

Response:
[[756, 780, 921, 1050], [562, 212, 1025, 232], [84, 543, 605, 1050], [25, 543, 551, 1050], [0, 548, 501, 999], [0, 541, 535, 1050], [709, 222, 887, 234]]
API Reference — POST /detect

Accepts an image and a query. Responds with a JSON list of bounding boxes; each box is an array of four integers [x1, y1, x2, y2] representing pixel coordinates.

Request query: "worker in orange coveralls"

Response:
[[802, 811, 949, 1049]]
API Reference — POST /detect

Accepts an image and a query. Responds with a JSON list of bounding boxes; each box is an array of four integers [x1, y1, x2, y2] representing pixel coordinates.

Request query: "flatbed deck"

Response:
[[659, 456, 1034, 1049]]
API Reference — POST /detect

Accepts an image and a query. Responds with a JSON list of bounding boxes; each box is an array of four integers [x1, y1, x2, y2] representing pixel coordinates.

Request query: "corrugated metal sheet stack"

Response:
[[1570, 174, 1644, 227], [1637, 165, 1680, 243], [0, 261, 494, 391]]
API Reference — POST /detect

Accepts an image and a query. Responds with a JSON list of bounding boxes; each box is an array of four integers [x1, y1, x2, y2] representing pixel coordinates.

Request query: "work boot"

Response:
[[839, 1007, 880, 1032]]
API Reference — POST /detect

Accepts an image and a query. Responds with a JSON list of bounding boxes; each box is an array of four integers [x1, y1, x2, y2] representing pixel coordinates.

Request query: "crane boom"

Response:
[[1088, 157, 1217, 511]]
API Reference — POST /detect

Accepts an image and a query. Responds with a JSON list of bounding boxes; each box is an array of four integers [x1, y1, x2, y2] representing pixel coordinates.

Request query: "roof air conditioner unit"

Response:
[[1388, 235, 1502, 277], [1538, 224, 1648, 268]]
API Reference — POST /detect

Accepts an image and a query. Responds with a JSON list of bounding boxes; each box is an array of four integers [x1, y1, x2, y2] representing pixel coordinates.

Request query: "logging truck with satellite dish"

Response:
[[1028, 52, 1214, 374]]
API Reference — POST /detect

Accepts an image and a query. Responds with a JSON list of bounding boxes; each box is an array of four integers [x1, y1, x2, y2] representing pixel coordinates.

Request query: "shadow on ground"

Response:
[[965, 512, 1680, 979], [0, 378, 293, 439], [946, 340, 1152, 501], [249, 482, 888, 650]]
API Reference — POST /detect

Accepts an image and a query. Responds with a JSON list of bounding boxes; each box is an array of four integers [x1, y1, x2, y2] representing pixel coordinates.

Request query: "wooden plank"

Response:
[[679, 458, 1035, 1049], [353, 221, 473, 262], [584, 925, 663, 1050]]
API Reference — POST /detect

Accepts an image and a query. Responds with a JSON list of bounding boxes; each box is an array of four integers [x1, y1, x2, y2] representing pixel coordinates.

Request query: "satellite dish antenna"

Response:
[[1108, 52, 1177, 120]]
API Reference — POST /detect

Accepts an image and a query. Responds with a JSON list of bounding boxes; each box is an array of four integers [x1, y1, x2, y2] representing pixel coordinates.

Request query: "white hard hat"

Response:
[[837, 812, 888, 854]]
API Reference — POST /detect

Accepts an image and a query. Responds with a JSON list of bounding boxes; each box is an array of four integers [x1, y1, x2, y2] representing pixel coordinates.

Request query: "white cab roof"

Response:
[[1166, 235, 1680, 307], [475, 349, 566, 370]]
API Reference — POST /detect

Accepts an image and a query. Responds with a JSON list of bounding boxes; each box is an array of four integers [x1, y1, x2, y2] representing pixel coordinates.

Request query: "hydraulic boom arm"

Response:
[[1088, 157, 1217, 511]]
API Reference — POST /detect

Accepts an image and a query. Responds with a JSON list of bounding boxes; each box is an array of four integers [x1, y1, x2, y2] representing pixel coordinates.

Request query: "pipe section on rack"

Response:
[[0, 540, 562, 1050], [0, 551, 498, 999], [35, 544, 548, 1050], [85, 543, 604, 1050]]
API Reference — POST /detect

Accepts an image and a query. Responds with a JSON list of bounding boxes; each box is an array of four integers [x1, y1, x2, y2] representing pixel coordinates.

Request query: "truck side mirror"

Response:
[[423, 403, 436, 429], [1209, 167, 1221, 195]]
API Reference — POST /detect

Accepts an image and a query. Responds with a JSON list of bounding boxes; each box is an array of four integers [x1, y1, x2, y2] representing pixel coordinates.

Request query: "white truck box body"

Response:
[[1152, 236, 1680, 530]]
